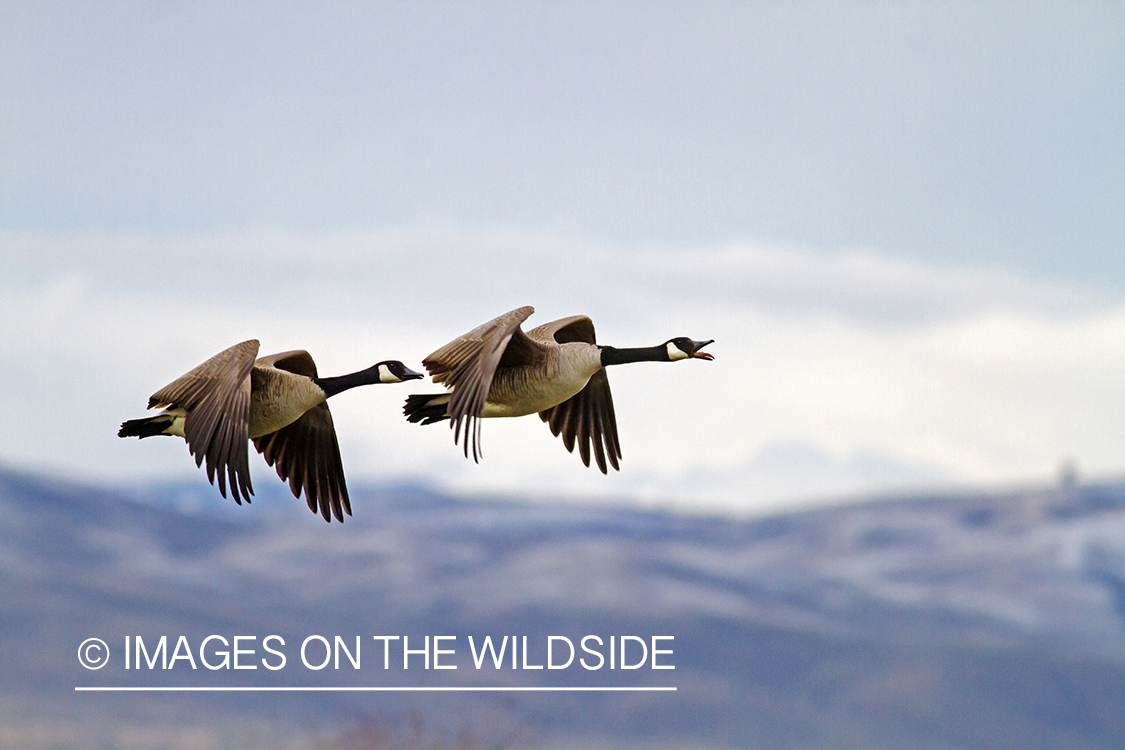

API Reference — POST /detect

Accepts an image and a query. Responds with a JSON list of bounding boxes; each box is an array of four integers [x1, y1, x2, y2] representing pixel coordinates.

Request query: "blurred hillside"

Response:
[[3, 465, 1125, 749]]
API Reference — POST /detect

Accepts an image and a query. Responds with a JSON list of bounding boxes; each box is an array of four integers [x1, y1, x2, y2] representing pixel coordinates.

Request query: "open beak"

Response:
[[690, 339, 715, 360]]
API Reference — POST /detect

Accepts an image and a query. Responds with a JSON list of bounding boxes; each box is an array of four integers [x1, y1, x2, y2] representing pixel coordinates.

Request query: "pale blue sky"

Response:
[[2, 2, 1124, 513], [3, 1, 1123, 281]]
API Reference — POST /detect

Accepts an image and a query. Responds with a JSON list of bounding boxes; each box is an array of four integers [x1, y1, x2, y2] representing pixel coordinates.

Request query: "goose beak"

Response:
[[402, 366, 426, 381], [690, 339, 715, 360]]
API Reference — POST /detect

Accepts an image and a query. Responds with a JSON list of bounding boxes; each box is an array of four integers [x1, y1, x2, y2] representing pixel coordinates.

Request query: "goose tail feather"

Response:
[[403, 393, 452, 425], [118, 415, 177, 439]]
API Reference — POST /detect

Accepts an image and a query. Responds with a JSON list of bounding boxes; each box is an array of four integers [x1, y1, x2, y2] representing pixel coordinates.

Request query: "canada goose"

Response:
[[118, 340, 423, 522], [403, 306, 713, 472]]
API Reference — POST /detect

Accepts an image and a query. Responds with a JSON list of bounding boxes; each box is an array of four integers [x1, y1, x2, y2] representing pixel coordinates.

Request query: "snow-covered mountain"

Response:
[[4, 466, 1125, 749]]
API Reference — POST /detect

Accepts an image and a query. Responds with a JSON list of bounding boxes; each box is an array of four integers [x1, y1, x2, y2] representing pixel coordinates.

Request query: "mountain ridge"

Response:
[[4, 464, 1125, 748]]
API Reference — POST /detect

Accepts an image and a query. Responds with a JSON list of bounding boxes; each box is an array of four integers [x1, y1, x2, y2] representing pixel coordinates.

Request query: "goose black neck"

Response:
[[599, 345, 667, 367], [314, 367, 381, 398]]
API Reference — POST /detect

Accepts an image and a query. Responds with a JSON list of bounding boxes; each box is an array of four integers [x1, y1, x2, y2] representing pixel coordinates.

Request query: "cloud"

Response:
[[2, 227, 1122, 514]]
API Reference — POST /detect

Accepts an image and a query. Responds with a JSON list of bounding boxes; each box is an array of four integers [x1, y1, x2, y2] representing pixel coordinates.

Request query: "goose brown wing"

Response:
[[526, 315, 597, 346], [422, 305, 546, 461], [147, 339, 259, 504], [254, 349, 319, 378], [252, 403, 351, 523], [538, 369, 621, 473]]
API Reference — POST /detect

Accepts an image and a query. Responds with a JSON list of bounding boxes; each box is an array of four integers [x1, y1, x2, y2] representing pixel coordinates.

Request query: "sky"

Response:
[[2, 1, 1124, 516]]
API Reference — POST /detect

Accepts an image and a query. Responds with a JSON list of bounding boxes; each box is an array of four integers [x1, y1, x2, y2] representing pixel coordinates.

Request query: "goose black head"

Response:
[[666, 338, 714, 361], [376, 361, 426, 383]]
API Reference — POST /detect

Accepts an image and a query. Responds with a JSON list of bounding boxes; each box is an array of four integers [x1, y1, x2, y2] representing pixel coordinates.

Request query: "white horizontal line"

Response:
[[75, 686, 676, 692]]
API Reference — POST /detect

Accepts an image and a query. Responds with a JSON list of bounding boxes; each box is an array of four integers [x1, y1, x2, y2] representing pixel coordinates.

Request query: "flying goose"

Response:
[[403, 306, 713, 472], [118, 340, 423, 522]]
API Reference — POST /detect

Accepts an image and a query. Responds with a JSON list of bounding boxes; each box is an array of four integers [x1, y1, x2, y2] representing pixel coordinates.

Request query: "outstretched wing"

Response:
[[538, 369, 622, 473], [526, 314, 597, 346], [422, 305, 546, 461], [148, 339, 259, 503], [252, 403, 351, 523], [254, 349, 319, 378]]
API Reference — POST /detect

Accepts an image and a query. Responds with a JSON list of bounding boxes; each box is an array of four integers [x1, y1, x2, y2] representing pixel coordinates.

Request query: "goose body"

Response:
[[404, 306, 713, 472], [119, 340, 423, 522]]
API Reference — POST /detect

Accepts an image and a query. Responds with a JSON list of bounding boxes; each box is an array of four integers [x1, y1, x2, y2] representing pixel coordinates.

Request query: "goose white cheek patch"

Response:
[[666, 343, 690, 361]]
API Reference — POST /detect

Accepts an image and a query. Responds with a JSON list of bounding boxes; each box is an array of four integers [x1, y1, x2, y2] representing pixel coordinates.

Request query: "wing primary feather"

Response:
[[216, 417, 235, 498], [585, 398, 594, 470], [591, 403, 608, 474], [473, 417, 483, 462], [565, 415, 578, 452], [311, 443, 327, 522]]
